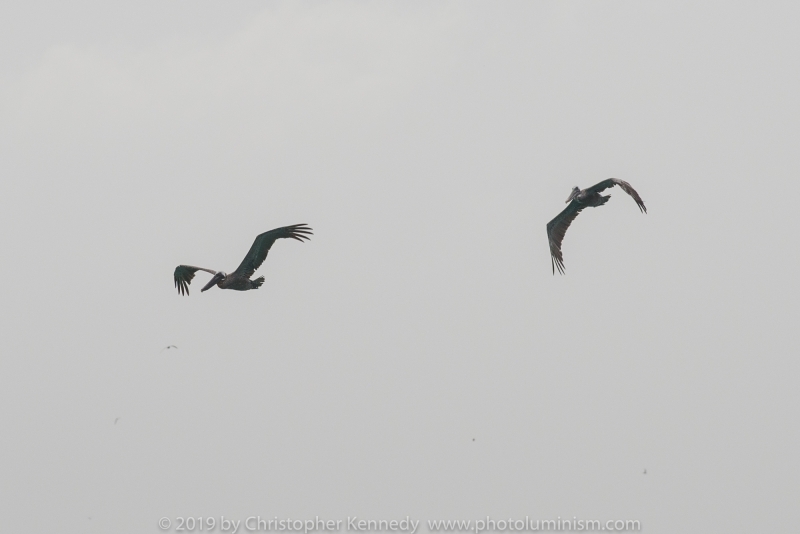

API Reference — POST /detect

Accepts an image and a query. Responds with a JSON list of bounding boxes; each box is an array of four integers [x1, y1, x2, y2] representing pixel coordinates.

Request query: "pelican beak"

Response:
[[201, 272, 224, 292], [565, 189, 578, 203]]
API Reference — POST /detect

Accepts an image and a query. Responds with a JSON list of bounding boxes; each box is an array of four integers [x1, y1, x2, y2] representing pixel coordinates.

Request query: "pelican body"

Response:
[[546, 179, 646, 274], [173, 223, 312, 295]]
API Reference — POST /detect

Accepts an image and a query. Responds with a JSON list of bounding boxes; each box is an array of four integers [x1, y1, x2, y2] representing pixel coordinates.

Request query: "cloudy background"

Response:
[[1, 1, 798, 532]]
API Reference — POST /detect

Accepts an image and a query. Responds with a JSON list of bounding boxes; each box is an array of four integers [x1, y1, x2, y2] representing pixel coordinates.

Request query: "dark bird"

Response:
[[174, 224, 312, 295], [546, 179, 646, 274], [114, 417, 120, 425], [161, 345, 178, 352]]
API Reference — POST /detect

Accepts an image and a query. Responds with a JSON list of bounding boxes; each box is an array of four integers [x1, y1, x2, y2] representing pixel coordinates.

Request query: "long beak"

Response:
[[565, 190, 577, 203], [201, 272, 224, 292]]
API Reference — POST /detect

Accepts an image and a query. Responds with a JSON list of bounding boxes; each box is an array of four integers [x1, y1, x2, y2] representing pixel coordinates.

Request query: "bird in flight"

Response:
[[174, 224, 312, 295], [546, 179, 646, 274], [114, 417, 120, 425]]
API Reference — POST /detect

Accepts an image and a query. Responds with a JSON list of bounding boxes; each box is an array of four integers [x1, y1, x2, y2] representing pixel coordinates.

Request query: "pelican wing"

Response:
[[232, 223, 313, 279], [546, 201, 585, 275], [586, 178, 647, 213], [174, 265, 217, 296]]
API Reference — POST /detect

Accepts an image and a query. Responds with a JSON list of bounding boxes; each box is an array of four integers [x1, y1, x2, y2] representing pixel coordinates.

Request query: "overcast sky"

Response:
[[1, 2, 799, 533]]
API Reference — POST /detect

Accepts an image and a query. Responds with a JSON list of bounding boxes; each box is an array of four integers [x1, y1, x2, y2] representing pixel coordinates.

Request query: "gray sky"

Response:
[[1, 1, 798, 532]]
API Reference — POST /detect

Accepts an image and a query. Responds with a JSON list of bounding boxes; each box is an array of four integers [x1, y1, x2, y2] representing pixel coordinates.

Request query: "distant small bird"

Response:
[[472, 438, 475, 441], [546, 179, 646, 274], [174, 224, 312, 295], [162, 345, 178, 351], [643, 469, 647, 475], [114, 417, 120, 425]]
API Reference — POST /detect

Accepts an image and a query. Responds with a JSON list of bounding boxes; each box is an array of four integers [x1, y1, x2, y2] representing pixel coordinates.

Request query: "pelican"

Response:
[[174, 223, 312, 295], [546, 179, 646, 274]]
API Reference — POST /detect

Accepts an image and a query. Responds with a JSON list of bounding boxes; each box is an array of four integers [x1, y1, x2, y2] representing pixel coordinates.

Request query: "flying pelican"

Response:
[[546, 179, 646, 274], [174, 223, 312, 295]]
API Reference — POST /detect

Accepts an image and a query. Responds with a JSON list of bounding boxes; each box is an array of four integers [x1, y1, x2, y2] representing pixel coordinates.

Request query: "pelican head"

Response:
[[201, 272, 226, 292], [566, 186, 580, 203]]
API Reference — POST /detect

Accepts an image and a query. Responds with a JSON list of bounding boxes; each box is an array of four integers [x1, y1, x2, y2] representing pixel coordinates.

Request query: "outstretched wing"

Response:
[[546, 201, 585, 275], [586, 178, 647, 213], [232, 224, 313, 279], [174, 265, 217, 296]]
